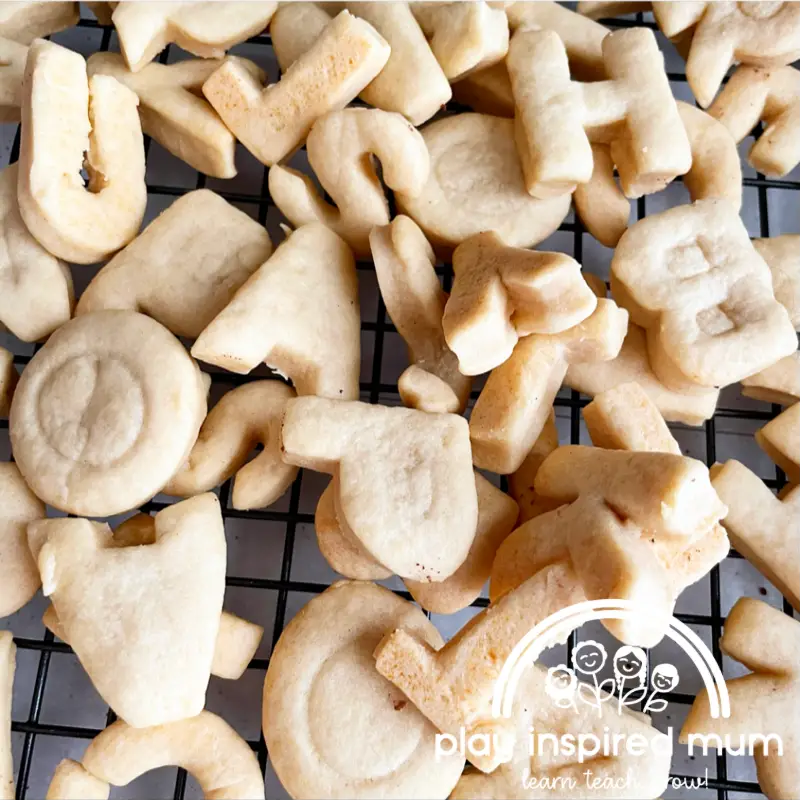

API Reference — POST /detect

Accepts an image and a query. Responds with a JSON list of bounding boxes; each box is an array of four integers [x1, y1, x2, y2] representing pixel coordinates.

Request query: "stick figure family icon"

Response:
[[545, 640, 680, 716]]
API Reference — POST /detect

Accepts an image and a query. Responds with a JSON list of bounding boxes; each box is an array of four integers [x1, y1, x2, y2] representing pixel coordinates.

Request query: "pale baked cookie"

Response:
[[653, 1, 800, 108], [281, 396, 477, 582], [77, 190, 272, 339], [451, 61, 513, 117], [269, 1, 329, 71], [0, 37, 25, 122], [370, 216, 471, 412], [111, 1, 276, 72], [0, 1, 77, 44], [45, 760, 108, 801], [18, 40, 146, 264], [263, 581, 465, 798], [203, 11, 389, 166], [754, 235, 800, 331], [757, 402, 800, 484], [508, 27, 691, 199], [192, 224, 360, 401], [742, 351, 800, 406], [397, 366, 460, 414], [269, 108, 429, 256], [0, 631, 13, 801], [396, 114, 571, 253], [681, 597, 799, 800], [610, 199, 797, 391], [10, 311, 207, 517], [31, 494, 225, 728], [578, 1, 652, 18], [443, 231, 597, 375], [165, 381, 298, 511], [0, 348, 16, 418], [470, 298, 628, 474]]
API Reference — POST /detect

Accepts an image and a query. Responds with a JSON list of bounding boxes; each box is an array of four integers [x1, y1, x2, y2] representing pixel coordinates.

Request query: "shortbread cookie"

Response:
[[470, 298, 628, 474], [711, 460, 799, 610], [31, 494, 225, 728], [443, 231, 597, 375], [757, 403, 800, 484], [0, 2, 77, 44], [578, 1, 652, 19], [742, 352, 800, 406], [87, 53, 263, 179], [451, 61, 513, 117], [681, 597, 799, 800], [0, 37, 25, 121], [395, 114, 571, 253], [610, 199, 797, 391], [397, 366, 460, 414], [653, 1, 800, 107], [0, 631, 13, 801], [166, 381, 297, 511], [508, 27, 691, 199], [269, 108, 429, 256], [0, 163, 73, 342], [370, 215, 471, 411], [282, 397, 477, 581], [10, 311, 207, 516], [111, 1, 276, 72], [192, 224, 360, 400], [269, 1, 329, 71], [376, 562, 586, 772], [18, 40, 146, 264], [754, 235, 800, 331], [77, 190, 272, 339], [45, 760, 108, 801], [264, 581, 465, 798], [203, 11, 389, 166], [0, 348, 16, 418]]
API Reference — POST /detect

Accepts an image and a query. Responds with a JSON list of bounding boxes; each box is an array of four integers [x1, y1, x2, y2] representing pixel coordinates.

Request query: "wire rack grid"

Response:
[[0, 4, 799, 800]]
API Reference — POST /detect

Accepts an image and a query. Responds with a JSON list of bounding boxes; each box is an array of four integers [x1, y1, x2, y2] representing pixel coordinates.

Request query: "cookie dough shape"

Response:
[[754, 235, 800, 332], [77, 190, 272, 339], [269, 108, 429, 257], [10, 311, 207, 517], [681, 597, 799, 800], [757, 402, 800, 485], [203, 11, 389, 166], [111, 1, 276, 72], [263, 581, 465, 799], [0, 37, 26, 122], [742, 351, 800, 407], [166, 380, 297, 511], [395, 114, 571, 253], [192, 224, 360, 401], [281, 397, 478, 582], [610, 199, 797, 391], [31, 494, 225, 728], [0, 631, 13, 801], [0, 163, 73, 342], [18, 39, 146, 264], [0, 2, 77, 44]]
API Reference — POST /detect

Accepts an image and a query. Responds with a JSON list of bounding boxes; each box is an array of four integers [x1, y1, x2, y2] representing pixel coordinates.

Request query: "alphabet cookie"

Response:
[[281, 396, 477, 582], [203, 11, 389, 166], [263, 581, 465, 798], [0, 631, 13, 801], [10, 311, 207, 517], [192, 224, 360, 401], [0, 2, 77, 44], [397, 367, 460, 414], [470, 298, 628, 474], [46, 761, 108, 800], [443, 231, 597, 375], [269, 108, 429, 256], [742, 351, 800, 406], [165, 380, 297, 511], [30, 494, 225, 728], [754, 235, 800, 331], [77, 190, 272, 339], [757, 402, 800, 484], [451, 61, 513, 117], [681, 597, 799, 800], [395, 114, 571, 253], [0, 37, 25, 121], [269, 1, 329, 71], [507, 27, 691, 199], [610, 199, 797, 391], [18, 40, 146, 264]]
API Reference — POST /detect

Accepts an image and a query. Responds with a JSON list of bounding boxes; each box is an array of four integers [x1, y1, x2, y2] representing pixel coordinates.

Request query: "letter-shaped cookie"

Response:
[[165, 381, 297, 511], [397, 366, 460, 414], [87, 53, 264, 178], [742, 351, 800, 407], [443, 231, 598, 375], [470, 298, 628, 474], [681, 597, 799, 800], [653, 1, 800, 107], [31, 494, 225, 728], [77, 190, 272, 339], [44, 761, 108, 800], [0, 348, 16, 418], [264, 581, 465, 799], [757, 403, 800, 485], [281, 397, 478, 581], [451, 61, 514, 117], [18, 40, 146, 264], [0, 632, 13, 801], [192, 224, 360, 400], [10, 311, 207, 517], [0, 37, 26, 121], [610, 199, 797, 391], [269, 108, 429, 256], [111, 1, 276, 72], [754, 235, 800, 331], [370, 215, 471, 411], [0, 2, 78, 44], [508, 27, 691, 199], [202, 11, 389, 167], [0, 163, 73, 342]]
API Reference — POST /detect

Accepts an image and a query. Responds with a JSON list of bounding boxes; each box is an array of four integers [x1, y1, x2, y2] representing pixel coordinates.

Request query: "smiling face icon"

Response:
[[651, 663, 679, 692], [571, 640, 608, 676], [613, 645, 648, 685], [545, 665, 577, 706]]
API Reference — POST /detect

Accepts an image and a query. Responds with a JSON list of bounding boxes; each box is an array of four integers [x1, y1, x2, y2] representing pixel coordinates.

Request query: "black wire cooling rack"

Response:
[[1, 5, 799, 800]]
